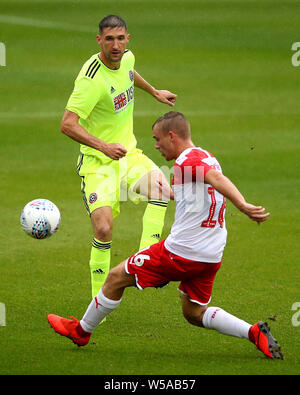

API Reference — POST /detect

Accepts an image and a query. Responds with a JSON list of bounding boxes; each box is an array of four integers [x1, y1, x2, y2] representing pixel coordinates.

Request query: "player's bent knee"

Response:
[[136, 169, 172, 200], [148, 170, 172, 200], [93, 222, 113, 241], [91, 207, 113, 241]]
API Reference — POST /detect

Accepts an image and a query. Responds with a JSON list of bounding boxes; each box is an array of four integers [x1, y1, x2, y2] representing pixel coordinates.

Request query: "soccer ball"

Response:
[[20, 199, 61, 239]]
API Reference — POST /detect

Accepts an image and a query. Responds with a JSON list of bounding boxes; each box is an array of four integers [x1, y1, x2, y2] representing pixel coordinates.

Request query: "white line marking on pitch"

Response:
[[0, 14, 94, 33]]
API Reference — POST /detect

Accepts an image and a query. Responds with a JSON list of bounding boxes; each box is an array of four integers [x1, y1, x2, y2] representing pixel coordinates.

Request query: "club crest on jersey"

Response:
[[89, 193, 98, 204], [129, 70, 134, 81], [113, 85, 134, 112]]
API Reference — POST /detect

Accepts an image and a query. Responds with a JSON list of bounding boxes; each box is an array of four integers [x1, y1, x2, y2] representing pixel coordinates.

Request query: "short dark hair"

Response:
[[152, 111, 190, 139], [99, 15, 127, 33]]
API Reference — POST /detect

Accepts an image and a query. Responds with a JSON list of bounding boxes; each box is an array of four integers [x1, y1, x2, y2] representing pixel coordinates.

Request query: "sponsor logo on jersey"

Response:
[[113, 85, 134, 112]]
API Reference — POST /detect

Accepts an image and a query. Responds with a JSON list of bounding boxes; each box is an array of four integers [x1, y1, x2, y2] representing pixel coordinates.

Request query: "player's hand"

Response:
[[157, 179, 174, 201], [102, 143, 127, 160], [240, 203, 270, 225], [153, 89, 177, 107]]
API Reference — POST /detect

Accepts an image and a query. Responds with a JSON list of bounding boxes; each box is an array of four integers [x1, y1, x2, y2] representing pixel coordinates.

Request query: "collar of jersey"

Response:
[[97, 53, 121, 72]]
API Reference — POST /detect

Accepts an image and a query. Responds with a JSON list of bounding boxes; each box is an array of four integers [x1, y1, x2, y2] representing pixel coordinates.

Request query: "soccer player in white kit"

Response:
[[48, 112, 283, 359]]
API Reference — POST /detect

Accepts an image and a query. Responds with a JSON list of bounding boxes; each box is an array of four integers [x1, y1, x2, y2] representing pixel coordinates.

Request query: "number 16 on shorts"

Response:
[[0, 303, 6, 326]]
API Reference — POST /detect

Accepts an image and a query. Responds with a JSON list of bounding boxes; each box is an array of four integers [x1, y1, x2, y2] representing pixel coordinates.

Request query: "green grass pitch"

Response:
[[0, 0, 300, 375]]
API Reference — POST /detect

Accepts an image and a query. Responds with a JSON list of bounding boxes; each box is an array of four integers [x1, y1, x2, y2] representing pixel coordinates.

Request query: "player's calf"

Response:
[[181, 294, 207, 327]]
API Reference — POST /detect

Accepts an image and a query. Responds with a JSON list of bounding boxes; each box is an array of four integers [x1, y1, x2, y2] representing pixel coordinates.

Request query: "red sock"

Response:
[[77, 322, 91, 337]]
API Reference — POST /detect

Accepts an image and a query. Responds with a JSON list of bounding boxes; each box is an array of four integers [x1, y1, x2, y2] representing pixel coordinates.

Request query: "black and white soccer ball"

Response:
[[20, 199, 61, 239]]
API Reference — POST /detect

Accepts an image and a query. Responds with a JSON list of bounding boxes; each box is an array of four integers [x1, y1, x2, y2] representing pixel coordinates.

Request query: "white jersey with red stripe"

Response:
[[165, 147, 227, 263]]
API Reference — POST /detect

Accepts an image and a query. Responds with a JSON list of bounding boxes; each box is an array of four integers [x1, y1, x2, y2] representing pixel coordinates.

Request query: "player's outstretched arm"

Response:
[[134, 70, 177, 106], [205, 169, 270, 224], [61, 110, 127, 160]]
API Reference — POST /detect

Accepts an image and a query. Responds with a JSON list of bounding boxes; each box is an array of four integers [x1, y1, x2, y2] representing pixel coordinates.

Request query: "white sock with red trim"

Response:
[[202, 307, 251, 339], [80, 288, 121, 333]]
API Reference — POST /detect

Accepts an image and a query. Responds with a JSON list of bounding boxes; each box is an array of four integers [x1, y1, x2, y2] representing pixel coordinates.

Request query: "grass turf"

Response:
[[0, 0, 300, 375]]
